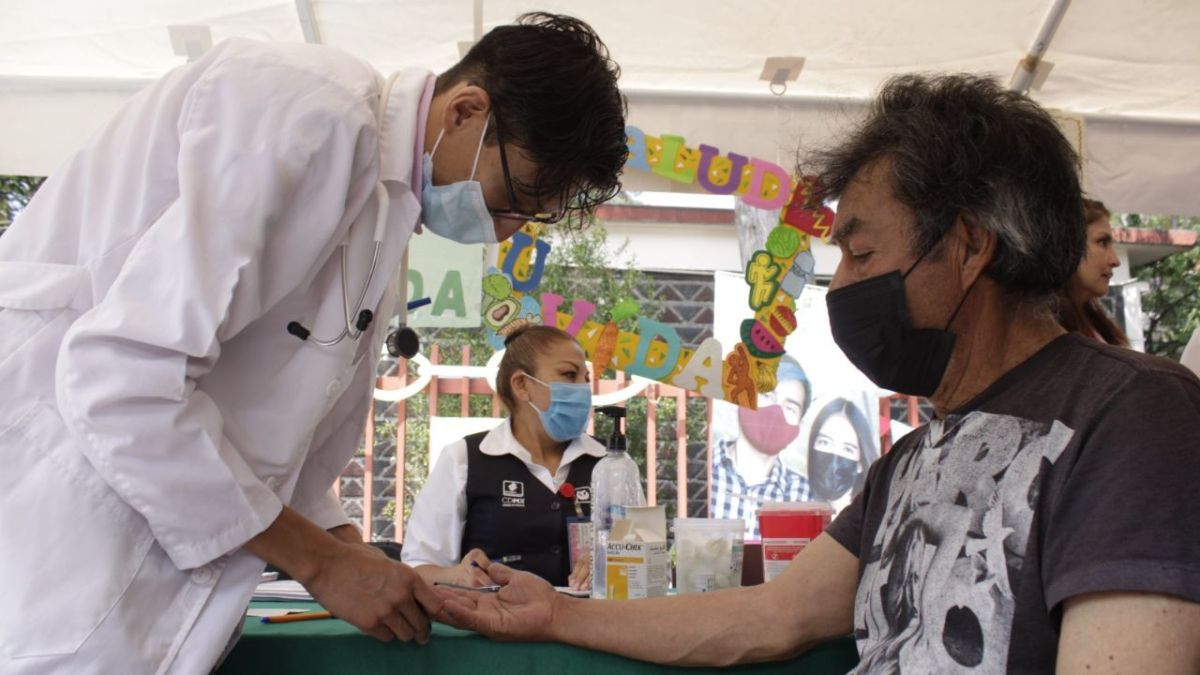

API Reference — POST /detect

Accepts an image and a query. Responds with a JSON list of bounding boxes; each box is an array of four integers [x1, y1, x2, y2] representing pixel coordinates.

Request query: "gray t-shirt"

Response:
[[827, 334, 1200, 673]]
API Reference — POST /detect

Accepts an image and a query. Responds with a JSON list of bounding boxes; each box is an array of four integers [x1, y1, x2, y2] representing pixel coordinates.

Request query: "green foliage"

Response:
[[380, 500, 397, 522], [1128, 213, 1200, 359], [400, 392, 431, 527], [0, 175, 45, 236]]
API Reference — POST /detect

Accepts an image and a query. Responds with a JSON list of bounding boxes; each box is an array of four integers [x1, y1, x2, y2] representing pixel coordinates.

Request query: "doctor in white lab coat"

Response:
[[0, 13, 628, 673]]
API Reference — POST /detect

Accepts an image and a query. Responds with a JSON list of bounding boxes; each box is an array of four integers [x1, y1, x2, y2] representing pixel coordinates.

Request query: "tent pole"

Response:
[[1009, 0, 1073, 93], [295, 0, 324, 45]]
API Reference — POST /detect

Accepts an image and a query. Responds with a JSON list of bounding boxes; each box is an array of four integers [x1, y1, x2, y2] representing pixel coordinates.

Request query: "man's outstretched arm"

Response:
[[439, 532, 859, 667]]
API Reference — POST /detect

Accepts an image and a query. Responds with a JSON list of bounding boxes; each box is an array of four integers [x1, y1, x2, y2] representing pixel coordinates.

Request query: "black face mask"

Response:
[[809, 450, 859, 500], [825, 250, 972, 398]]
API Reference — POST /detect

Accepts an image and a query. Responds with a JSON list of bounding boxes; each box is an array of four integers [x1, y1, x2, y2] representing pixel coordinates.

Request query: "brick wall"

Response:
[[636, 270, 716, 347]]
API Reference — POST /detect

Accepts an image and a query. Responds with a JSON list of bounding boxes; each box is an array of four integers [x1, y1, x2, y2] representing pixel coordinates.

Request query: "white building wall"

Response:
[[599, 218, 843, 278]]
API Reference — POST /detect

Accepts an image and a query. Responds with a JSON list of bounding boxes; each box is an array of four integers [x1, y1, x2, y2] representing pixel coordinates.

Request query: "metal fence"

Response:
[[339, 344, 924, 542]]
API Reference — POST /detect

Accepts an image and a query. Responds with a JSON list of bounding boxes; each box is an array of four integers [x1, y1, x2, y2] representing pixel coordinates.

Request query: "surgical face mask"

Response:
[[808, 450, 860, 500], [525, 374, 592, 442], [737, 404, 800, 456], [420, 118, 499, 245], [825, 246, 972, 398]]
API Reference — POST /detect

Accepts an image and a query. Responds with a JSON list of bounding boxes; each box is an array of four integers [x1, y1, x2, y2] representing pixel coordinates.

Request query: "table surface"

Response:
[[217, 601, 859, 674]]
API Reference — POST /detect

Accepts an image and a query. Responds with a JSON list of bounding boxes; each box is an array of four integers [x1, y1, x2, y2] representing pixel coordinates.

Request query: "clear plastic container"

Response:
[[590, 449, 646, 599], [673, 518, 745, 593], [590, 405, 646, 599]]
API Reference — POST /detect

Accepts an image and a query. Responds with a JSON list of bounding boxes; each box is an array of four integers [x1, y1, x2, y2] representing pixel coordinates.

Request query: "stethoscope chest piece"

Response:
[[386, 325, 420, 359]]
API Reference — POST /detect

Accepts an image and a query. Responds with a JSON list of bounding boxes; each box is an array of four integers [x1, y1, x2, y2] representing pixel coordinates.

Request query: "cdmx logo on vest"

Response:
[[501, 480, 525, 507], [575, 486, 592, 504]]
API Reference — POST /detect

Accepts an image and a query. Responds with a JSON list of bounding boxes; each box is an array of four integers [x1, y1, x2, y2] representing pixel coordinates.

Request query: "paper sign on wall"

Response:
[[404, 231, 483, 328]]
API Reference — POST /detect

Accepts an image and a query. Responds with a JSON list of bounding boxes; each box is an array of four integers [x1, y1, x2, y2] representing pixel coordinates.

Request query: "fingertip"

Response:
[[486, 562, 512, 583]]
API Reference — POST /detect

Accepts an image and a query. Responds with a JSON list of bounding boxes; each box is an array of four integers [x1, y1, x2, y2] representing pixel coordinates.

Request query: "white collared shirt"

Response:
[[401, 421, 607, 567]]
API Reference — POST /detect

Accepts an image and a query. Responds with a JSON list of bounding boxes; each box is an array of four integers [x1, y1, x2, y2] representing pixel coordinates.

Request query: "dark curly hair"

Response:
[[811, 73, 1085, 301], [437, 12, 627, 227]]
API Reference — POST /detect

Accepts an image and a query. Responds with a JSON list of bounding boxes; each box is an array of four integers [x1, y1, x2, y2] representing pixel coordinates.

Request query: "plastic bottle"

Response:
[[590, 405, 647, 599]]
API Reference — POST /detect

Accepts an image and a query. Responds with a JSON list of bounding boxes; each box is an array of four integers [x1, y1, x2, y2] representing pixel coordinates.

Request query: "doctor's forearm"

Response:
[[244, 506, 340, 584]]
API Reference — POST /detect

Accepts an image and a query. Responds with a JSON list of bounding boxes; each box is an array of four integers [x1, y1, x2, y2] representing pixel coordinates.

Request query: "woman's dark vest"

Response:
[[459, 431, 598, 586]]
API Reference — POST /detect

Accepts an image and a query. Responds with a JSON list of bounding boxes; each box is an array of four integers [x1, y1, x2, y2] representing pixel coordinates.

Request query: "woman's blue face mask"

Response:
[[524, 373, 592, 442]]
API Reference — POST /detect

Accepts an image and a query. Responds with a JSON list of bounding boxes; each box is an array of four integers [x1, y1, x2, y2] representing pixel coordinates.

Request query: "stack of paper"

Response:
[[253, 579, 313, 602]]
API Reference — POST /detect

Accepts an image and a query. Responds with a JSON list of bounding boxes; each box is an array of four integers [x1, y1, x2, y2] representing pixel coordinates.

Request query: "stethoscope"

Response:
[[286, 72, 421, 359]]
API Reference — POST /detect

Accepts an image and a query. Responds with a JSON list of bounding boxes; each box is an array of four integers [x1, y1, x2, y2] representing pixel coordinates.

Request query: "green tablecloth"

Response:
[[218, 602, 859, 674]]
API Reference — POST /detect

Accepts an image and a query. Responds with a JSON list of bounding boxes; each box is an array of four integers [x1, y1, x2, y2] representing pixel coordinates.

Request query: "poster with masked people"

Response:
[[711, 271, 880, 539]]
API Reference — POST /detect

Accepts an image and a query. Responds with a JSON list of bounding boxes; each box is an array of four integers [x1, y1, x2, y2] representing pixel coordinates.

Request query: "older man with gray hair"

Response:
[[437, 73, 1200, 673]]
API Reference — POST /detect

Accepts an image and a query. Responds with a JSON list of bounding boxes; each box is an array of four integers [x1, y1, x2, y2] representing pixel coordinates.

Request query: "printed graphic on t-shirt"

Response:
[[853, 412, 1072, 673]]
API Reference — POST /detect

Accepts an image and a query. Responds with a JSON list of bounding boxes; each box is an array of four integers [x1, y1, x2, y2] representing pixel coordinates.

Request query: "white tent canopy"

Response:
[[2, 0, 1199, 216]]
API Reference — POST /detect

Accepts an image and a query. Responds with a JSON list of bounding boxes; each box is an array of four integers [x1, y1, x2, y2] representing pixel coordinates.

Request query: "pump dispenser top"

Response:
[[596, 405, 627, 452]]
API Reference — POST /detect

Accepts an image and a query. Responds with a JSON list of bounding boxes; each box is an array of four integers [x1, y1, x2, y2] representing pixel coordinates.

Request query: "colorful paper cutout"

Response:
[[723, 344, 756, 408], [483, 297, 520, 330], [779, 248, 815, 299], [625, 126, 651, 172], [501, 231, 551, 292], [644, 135, 665, 168], [765, 226, 801, 259], [591, 320, 620, 382], [482, 272, 513, 300], [672, 337, 725, 400], [696, 145, 747, 195], [740, 158, 791, 210], [626, 317, 682, 380], [652, 135, 698, 184], [478, 146, 837, 408], [781, 177, 835, 239], [611, 298, 640, 322], [541, 293, 595, 337], [745, 251, 782, 311]]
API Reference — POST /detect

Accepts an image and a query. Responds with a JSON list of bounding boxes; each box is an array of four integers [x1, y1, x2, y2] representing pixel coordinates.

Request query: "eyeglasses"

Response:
[[490, 112, 562, 225]]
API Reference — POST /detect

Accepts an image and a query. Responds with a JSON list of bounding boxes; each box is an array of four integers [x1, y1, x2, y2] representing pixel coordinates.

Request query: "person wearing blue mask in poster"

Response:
[[0, 13, 626, 673], [403, 325, 601, 591]]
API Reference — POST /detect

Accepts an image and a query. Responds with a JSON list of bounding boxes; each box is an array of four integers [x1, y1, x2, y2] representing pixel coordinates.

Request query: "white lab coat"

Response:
[[0, 39, 429, 673]]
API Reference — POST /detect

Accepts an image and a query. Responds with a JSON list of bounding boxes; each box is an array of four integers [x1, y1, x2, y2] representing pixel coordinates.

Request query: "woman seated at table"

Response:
[[1056, 197, 1129, 346], [401, 325, 601, 590]]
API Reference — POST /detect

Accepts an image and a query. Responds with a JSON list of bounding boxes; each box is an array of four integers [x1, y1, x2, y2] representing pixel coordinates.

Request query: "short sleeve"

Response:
[[825, 429, 923, 560], [824, 490, 866, 558], [1042, 369, 1200, 610]]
